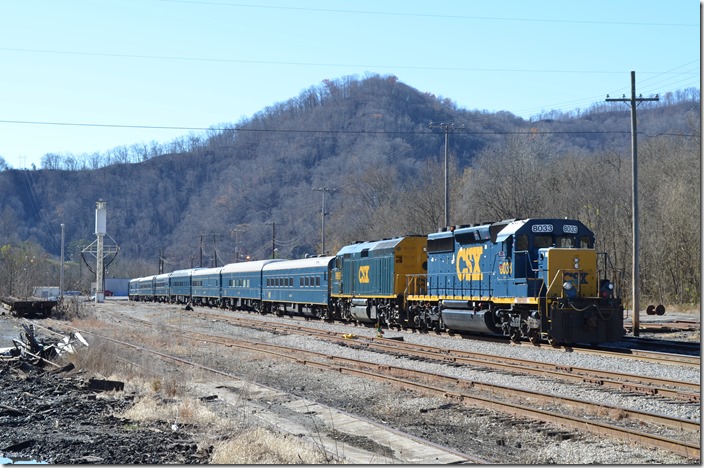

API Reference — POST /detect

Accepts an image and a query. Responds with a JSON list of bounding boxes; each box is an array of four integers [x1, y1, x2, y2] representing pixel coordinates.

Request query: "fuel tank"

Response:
[[440, 301, 501, 334], [350, 298, 376, 323]]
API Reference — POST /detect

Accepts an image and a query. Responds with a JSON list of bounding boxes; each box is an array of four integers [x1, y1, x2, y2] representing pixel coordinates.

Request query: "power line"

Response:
[[0, 119, 697, 139], [157, 1, 699, 27], [0, 47, 696, 76]]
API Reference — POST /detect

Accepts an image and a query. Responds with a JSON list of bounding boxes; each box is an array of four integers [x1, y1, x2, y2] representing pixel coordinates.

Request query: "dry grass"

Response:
[[121, 394, 225, 428], [62, 339, 123, 379], [59, 310, 337, 464], [121, 393, 335, 464], [210, 426, 333, 464], [52, 297, 88, 320], [655, 303, 700, 314]]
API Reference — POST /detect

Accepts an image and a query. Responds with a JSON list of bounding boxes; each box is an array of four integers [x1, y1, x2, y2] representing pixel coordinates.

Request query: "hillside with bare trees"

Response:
[[0, 74, 699, 307]]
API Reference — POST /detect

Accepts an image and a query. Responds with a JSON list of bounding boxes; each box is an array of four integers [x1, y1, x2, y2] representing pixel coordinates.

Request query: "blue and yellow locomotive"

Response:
[[405, 218, 623, 345], [330, 236, 427, 324]]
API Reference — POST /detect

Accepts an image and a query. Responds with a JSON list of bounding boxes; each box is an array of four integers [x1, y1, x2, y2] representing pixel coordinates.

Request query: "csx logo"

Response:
[[456, 247, 483, 281], [563, 272, 589, 285], [358, 265, 370, 283]]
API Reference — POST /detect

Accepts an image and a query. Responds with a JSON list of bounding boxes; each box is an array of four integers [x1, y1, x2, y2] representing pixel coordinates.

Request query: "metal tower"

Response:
[[81, 200, 120, 303]]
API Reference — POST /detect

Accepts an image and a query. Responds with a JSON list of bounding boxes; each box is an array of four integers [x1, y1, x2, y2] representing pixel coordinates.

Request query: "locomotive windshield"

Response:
[[525, 233, 594, 250], [555, 235, 593, 248]]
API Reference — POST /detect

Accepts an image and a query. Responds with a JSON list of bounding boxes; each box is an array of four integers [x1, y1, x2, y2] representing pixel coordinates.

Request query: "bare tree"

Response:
[[459, 133, 556, 221]]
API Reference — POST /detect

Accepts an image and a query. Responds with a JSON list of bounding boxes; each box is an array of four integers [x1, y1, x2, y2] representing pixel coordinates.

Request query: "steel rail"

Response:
[[187, 311, 701, 402], [101, 313, 700, 459], [53, 321, 487, 465]]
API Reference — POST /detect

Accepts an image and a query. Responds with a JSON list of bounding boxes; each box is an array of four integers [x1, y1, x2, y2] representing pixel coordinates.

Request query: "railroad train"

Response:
[[129, 218, 625, 345]]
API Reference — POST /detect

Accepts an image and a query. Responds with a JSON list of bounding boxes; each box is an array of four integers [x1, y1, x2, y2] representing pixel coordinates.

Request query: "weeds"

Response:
[[210, 427, 334, 464], [61, 311, 339, 464]]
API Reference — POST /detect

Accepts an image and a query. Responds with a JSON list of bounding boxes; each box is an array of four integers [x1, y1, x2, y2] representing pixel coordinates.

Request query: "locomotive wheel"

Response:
[[510, 329, 521, 343], [547, 335, 560, 347], [528, 330, 541, 346]]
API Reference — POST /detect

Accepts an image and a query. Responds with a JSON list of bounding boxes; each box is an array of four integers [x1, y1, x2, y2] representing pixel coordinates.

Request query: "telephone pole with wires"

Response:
[[313, 187, 336, 255], [265, 222, 276, 258], [605, 71, 659, 337], [429, 122, 464, 228]]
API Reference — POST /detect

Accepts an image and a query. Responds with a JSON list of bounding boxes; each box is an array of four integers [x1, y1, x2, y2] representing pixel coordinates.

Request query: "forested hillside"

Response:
[[0, 74, 699, 306]]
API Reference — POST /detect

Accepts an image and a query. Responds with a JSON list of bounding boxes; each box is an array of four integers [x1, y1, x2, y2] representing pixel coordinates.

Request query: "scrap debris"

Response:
[[0, 323, 89, 368]]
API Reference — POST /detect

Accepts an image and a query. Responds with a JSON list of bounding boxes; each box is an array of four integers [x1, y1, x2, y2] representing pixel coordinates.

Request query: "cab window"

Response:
[[516, 234, 529, 251], [580, 236, 592, 248], [533, 235, 553, 249], [556, 235, 574, 248]]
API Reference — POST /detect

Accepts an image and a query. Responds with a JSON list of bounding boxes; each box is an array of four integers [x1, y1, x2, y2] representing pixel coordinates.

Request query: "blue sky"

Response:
[[0, 0, 700, 169]]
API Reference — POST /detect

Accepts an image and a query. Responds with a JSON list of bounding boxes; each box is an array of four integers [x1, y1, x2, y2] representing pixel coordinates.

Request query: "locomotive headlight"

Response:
[[563, 280, 576, 298], [573, 257, 580, 269]]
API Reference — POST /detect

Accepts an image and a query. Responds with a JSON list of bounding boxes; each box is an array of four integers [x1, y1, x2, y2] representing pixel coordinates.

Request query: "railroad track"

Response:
[[30, 317, 486, 464], [619, 336, 701, 356], [182, 308, 701, 404], [576, 345, 700, 367], [65, 308, 699, 460]]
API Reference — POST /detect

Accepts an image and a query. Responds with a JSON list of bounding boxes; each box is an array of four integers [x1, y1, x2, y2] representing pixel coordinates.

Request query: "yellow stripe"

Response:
[[332, 294, 396, 300], [407, 295, 539, 305]]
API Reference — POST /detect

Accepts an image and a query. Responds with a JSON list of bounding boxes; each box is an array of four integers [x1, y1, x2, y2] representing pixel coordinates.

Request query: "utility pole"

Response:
[[60, 223, 65, 301], [199, 235, 204, 268], [429, 122, 464, 228], [231, 226, 246, 262], [265, 222, 276, 258], [212, 233, 218, 267], [313, 187, 336, 255], [606, 71, 659, 337]]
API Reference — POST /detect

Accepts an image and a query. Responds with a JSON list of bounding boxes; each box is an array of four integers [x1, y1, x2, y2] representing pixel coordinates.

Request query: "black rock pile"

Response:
[[0, 359, 211, 464]]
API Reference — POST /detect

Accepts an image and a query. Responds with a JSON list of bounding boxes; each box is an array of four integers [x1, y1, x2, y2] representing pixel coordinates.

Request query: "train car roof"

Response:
[[219, 259, 286, 274], [494, 219, 531, 242], [170, 267, 207, 276], [336, 237, 407, 255], [191, 266, 224, 277], [261, 256, 335, 272], [494, 218, 592, 242]]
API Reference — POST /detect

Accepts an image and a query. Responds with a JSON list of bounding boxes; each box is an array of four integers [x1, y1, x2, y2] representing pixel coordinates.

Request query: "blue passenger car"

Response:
[[128, 278, 140, 301], [220, 259, 284, 311], [262, 256, 335, 318], [130, 275, 156, 301], [154, 273, 171, 303], [191, 267, 224, 307], [169, 268, 204, 304]]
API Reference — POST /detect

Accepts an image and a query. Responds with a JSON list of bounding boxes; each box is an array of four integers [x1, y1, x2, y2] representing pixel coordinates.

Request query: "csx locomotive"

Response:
[[129, 218, 625, 345]]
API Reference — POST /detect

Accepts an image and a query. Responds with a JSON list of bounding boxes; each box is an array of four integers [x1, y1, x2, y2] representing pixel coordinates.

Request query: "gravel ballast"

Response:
[[1, 301, 700, 464]]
